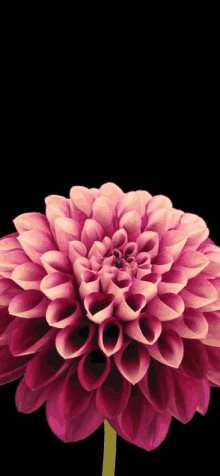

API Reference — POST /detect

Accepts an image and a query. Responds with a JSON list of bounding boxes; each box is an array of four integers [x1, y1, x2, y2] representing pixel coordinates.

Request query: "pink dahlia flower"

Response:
[[0, 182, 220, 453]]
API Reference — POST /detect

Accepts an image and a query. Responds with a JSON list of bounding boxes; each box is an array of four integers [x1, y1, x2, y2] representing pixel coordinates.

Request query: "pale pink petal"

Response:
[[11, 262, 46, 290], [40, 250, 73, 275], [8, 289, 49, 318], [84, 292, 114, 324], [17, 229, 58, 265], [146, 293, 185, 321], [124, 313, 162, 345], [79, 270, 100, 300], [115, 291, 147, 322], [146, 329, 184, 368], [46, 298, 83, 328], [40, 271, 76, 300]]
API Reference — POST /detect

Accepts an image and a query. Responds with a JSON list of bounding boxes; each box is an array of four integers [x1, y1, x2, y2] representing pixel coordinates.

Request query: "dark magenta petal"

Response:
[[45, 375, 104, 443], [118, 384, 144, 440], [9, 318, 55, 356], [24, 344, 73, 390], [114, 340, 150, 385], [8, 289, 49, 318], [96, 365, 131, 418], [167, 369, 201, 423], [98, 318, 123, 356], [0, 345, 32, 385], [138, 360, 174, 412], [178, 338, 209, 380], [77, 348, 110, 391], [55, 321, 96, 359], [63, 366, 94, 418], [15, 376, 55, 414]]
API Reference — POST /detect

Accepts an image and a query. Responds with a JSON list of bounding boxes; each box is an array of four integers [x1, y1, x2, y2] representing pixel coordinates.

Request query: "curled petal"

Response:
[[40, 271, 76, 300], [124, 313, 162, 345], [69, 240, 87, 265], [119, 211, 142, 242], [117, 191, 151, 219], [84, 292, 114, 324], [158, 230, 188, 261], [73, 257, 91, 286], [92, 196, 114, 236], [167, 369, 201, 423], [55, 321, 96, 359], [11, 262, 46, 290], [136, 231, 159, 259], [98, 266, 118, 293], [106, 276, 132, 306], [130, 273, 160, 302], [138, 360, 174, 413], [88, 241, 106, 259], [112, 228, 128, 250], [81, 219, 104, 251], [146, 195, 172, 214], [172, 250, 210, 279], [100, 182, 124, 209], [77, 348, 110, 391], [0, 248, 31, 279], [157, 270, 187, 295], [54, 217, 81, 254], [146, 329, 184, 368], [0, 279, 22, 306], [179, 275, 218, 308], [24, 344, 72, 390], [202, 249, 220, 276], [96, 365, 131, 418], [200, 311, 220, 347], [178, 339, 209, 380], [17, 230, 58, 265], [13, 212, 51, 235], [115, 291, 147, 322], [167, 208, 184, 229], [123, 242, 138, 258], [0, 234, 21, 252], [90, 255, 103, 272], [146, 293, 185, 321], [9, 317, 56, 356], [40, 250, 73, 275], [163, 307, 209, 339], [98, 317, 123, 356], [136, 265, 152, 280], [79, 270, 100, 300], [151, 252, 173, 274], [146, 208, 170, 235], [175, 213, 209, 247], [69, 185, 95, 217], [46, 298, 83, 328], [114, 340, 150, 385], [8, 289, 49, 318]]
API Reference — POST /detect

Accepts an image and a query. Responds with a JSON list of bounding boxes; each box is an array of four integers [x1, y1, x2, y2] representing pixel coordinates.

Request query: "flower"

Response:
[[0, 182, 220, 451]]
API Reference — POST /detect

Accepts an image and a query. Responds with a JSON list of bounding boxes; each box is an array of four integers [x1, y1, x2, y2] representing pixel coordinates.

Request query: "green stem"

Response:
[[102, 419, 117, 476]]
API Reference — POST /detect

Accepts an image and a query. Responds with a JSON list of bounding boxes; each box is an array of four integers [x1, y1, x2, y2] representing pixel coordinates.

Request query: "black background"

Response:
[[0, 150, 219, 475]]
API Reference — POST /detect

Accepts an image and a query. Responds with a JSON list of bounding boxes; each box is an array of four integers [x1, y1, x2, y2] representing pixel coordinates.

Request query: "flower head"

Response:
[[0, 182, 219, 450]]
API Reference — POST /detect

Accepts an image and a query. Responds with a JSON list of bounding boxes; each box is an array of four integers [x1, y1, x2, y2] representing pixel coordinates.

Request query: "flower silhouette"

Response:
[[0, 182, 219, 451]]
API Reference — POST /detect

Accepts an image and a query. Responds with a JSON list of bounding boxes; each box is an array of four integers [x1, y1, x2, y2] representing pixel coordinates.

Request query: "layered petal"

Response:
[[8, 289, 49, 318], [96, 365, 131, 418], [55, 320, 96, 359], [77, 348, 110, 391], [114, 340, 150, 385], [98, 317, 123, 356]]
